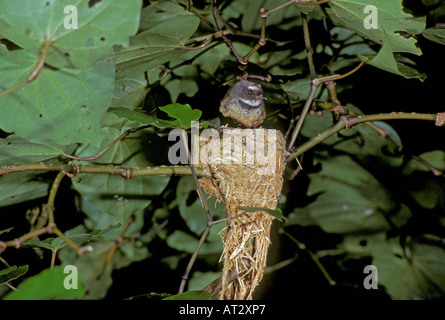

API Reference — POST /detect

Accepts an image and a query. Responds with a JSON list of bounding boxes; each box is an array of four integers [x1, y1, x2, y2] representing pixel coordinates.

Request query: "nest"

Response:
[[196, 127, 287, 300]]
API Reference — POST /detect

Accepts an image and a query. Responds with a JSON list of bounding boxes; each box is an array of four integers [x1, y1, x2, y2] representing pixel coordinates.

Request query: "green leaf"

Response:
[[0, 173, 49, 207], [332, 105, 404, 168], [4, 266, 84, 300], [166, 230, 223, 255], [115, 15, 200, 79], [176, 176, 225, 237], [0, 265, 28, 285], [0, 50, 116, 146], [342, 234, 445, 299], [58, 237, 149, 299], [139, 1, 194, 31], [188, 271, 221, 291], [158, 104, 202, 128], [239, 206, 288, 222], [0, 134, 75, 166], [165, 79, 199, 103], [111, 103, 203, 130], [402, 150, 445, 175], [0, 227, 14, 236], [327, 0, 425, 55], [0, 0, 141, 70], [111, 72, 149, 110], [300, 111, 342, 145], [422, 28, 445, 45], [280, 77, 312, 104], [409, 178, 443, 209], [109, 107, 176, 128], [72, 127, 170, 225], [362, 34, 427, 81], [163, 290, 211, 300], [22, 224, 120, 251], [287, 155, 394, 233]]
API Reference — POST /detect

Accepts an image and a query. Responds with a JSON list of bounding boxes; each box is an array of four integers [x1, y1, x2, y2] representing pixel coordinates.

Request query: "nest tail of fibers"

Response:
[[196, 128, 287, 300]]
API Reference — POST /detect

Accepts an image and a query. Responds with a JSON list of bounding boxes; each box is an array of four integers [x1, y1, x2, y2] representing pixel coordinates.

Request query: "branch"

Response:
[[287, 112, 444, 162], [286, 13, 319, 152], [0, 162, 209, 178], [286, 82, 320, 152]]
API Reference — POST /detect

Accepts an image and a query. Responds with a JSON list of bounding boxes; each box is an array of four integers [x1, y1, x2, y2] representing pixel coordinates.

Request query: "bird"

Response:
[[219, 80, 266, 128]]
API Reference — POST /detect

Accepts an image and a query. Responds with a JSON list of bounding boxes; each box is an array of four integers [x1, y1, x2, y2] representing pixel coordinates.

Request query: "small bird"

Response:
[[219, 80, 266, 128]]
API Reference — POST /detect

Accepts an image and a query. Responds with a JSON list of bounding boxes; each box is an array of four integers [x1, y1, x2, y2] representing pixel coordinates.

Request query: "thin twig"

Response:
[[286, 13, 320, 153], [212, 0, 244, 65], [302, 14, 317, 80], [178, 129, 213, 293], [279, 228, 335, 285]]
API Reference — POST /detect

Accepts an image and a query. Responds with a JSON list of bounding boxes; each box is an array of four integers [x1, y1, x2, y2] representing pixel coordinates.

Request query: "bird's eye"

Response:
[[248, 90, 253, 95]]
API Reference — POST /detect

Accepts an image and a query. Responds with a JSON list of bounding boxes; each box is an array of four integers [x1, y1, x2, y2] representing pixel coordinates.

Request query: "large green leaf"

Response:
[[327, 0, 425, 55], [332, 105, 404, 167], [0, 173, 49, 207], [58, 237, 150, 299], [139, 1, 195, 31], [115, 14, 200, 79], [111, 72, 149, 110], [0, 134, 75, 166], [342, 234, 445, 299], [176, 176, 225, 237], [0, 0, 141, 70], [287, 155, 394, 233], [4, 266, 84, 300], [0, 50, 115, 146], [362, 33, 427, 81], [72, 126, 170, 225]]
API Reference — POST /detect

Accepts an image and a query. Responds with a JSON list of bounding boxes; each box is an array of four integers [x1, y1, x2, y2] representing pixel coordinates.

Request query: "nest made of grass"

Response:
[[196, 127, 287, 300]]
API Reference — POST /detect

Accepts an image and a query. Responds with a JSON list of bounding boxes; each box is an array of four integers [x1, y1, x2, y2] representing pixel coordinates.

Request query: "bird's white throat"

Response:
[[239, 97, 262, 107]]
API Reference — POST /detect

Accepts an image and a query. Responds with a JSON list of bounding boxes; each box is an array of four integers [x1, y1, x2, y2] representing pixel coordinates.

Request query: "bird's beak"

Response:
[[257, 94, 267, 100]]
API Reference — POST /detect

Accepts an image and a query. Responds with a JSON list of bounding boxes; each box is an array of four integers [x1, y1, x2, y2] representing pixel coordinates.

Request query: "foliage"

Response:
[[0, 0, 444, 300]]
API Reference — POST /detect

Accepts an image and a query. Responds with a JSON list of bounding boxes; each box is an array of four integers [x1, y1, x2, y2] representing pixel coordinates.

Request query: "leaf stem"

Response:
[[0, 40, 52, 99]]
